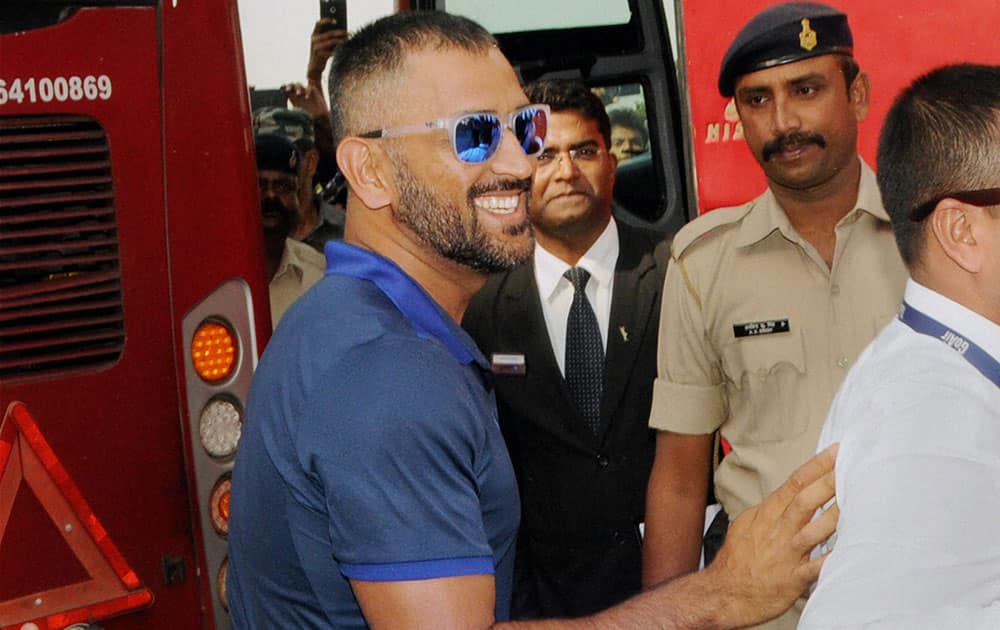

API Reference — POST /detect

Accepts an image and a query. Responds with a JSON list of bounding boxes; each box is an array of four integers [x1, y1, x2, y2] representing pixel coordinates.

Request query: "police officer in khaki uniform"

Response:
[[255, 133, 326, 328], [642, 4, 908, 629]]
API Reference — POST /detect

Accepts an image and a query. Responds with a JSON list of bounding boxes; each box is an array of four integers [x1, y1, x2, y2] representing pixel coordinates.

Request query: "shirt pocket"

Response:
[[720, 329, 806, 443]]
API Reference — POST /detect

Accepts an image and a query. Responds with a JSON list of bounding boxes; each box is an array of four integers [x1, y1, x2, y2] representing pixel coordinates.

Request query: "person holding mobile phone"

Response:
[[281, 3, 349, 193]]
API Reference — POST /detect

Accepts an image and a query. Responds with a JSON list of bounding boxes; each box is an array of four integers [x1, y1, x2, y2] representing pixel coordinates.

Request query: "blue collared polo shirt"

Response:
[[228, 241, 519, 628]]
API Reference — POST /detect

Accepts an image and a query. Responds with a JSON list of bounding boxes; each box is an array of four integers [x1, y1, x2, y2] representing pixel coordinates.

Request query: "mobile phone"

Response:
[[318, 0, 347, 32]]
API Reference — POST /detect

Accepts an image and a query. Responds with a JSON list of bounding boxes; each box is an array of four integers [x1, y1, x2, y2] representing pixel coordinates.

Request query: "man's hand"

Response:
[[308, 18, 348, 82], [282, 82, 329, 119], [706, 444, 839, 628]]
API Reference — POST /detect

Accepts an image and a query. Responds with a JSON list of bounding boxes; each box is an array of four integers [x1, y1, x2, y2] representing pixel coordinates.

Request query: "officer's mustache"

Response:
[[762, 132, 827, 161], [261, 197, 293, 222]]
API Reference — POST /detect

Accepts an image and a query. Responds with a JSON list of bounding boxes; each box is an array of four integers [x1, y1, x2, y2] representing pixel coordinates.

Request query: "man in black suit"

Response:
[[463, 78, 668, 619]]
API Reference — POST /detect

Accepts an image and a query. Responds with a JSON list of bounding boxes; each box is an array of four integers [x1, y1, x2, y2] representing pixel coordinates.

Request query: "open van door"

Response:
[[417, 0, 691, 238]]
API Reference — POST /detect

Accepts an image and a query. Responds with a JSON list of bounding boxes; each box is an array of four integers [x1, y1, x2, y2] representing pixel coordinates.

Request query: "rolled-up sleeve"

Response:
[[648, 255, 726, 434]]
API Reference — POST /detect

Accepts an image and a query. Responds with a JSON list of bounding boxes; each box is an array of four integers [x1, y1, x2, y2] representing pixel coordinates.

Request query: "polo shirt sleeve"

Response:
[[298, 336, 497, 582], [648, 255, 727, 434]]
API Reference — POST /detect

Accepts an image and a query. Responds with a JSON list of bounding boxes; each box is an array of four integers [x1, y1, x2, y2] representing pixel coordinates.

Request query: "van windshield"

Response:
[[442, 0, 631, 33]]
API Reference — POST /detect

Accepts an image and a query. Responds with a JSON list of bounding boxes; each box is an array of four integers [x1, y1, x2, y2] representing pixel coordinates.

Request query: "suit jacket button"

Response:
[[596, 454, 609, 468]]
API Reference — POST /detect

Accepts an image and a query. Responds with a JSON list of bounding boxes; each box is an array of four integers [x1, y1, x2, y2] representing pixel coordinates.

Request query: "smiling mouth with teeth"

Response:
[[474, 194, 521, 214]]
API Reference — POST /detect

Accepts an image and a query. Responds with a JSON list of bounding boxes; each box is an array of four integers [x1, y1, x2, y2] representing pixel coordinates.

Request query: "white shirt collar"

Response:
[[534, 217, 619, 301], [905, 279, 1000, 360]]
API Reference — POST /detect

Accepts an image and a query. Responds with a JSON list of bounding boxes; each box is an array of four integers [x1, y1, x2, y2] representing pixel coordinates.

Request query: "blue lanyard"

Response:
[[898, 301, 1000, 388]]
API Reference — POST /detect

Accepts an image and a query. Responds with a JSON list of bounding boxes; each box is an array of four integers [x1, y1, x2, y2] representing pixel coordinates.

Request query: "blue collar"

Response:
[[323, 241, 484, 368], [899, 301, 1000, 388]]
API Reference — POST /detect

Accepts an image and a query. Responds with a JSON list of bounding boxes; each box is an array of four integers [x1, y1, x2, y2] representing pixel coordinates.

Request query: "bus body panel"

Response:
[[1, 2, 268, 628]]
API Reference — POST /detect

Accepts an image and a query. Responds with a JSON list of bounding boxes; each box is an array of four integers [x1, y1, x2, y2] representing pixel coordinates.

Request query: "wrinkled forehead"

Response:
[[734, 53, 843, 94], [545, 110, 606, 149], [612, 125, 642, 138]]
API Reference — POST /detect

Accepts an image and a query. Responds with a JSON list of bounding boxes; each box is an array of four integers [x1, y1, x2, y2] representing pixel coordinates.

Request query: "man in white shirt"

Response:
[[801, 63, 1000, 629], [463, 78, 668, 617]]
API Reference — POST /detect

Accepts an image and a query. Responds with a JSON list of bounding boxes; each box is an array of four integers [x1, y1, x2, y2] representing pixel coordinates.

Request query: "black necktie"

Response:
[[564, 267, 604, 434]]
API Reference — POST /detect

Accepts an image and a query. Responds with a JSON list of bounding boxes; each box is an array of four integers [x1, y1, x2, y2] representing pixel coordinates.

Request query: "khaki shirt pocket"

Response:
[[721, 329, 807, 443]]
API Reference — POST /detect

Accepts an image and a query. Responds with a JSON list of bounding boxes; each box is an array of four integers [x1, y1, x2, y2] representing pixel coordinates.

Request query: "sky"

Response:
[[238, 0, 395, 89]]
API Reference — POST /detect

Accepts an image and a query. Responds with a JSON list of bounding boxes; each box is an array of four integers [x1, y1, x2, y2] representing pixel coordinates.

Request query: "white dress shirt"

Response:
[[534, 218, 618, 376], [800, 279, 1000, 629]]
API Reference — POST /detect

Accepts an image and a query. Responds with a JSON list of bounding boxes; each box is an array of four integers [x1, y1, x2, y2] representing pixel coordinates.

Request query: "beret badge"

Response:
[[799, 18, 818, 51]]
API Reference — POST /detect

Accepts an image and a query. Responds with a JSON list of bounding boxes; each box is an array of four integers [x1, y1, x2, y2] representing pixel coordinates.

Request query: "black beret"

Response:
[[254, 133, 301, 175], [719, 2, 853, 97]]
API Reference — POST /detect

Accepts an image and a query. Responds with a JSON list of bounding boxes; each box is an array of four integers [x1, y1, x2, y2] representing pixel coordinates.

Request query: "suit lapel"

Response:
[[497, 262, 597, 451], [598, 225, 661, 441]]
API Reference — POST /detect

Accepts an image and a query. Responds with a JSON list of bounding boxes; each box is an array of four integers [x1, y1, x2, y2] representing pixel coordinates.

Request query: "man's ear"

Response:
[[336, 137, 394, 210], [303, 148, 321, 179], [929, 199, 982, 273], [850, 71, 871, 122]]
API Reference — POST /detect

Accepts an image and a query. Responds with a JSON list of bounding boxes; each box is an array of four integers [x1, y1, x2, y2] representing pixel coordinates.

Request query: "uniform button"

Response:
[[831, 284, 841, 295], [837, 356, 849, 368], [612, 530, 625, 545], [597, 454, 609, 468]]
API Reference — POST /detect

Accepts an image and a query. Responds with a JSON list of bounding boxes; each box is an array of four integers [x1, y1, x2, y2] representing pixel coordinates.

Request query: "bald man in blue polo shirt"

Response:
[[227, 11, 839, 630]]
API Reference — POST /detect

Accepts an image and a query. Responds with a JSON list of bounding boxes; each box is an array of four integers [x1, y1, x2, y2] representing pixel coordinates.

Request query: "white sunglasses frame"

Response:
[[359, 104, 551, 163]]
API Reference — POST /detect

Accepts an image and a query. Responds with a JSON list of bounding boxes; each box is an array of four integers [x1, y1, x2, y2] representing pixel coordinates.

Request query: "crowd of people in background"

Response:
[[233, 3, 999, 628]]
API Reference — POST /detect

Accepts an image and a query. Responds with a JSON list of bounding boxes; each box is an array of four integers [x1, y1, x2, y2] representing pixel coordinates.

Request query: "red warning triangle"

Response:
[[0, 401, 153, 630]]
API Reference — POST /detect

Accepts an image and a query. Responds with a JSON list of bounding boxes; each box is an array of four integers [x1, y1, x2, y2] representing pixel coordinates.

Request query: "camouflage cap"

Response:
[[718, 2, 853, 97], [252, 107, 315, 151]]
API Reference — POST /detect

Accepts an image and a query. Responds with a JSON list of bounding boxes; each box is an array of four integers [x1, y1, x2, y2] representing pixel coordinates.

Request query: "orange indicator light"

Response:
[[191, 321, 237, 383]]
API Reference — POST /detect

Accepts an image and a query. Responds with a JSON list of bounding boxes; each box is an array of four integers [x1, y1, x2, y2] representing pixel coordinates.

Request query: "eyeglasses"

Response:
[[909, 187, 1000, 221], [259, 176, 297, 196], [359, 104, 550, 164], [536, 145, 603, 167]]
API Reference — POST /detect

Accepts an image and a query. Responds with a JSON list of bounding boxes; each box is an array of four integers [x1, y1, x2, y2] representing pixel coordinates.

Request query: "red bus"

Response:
[[1, 2, 269, 628]]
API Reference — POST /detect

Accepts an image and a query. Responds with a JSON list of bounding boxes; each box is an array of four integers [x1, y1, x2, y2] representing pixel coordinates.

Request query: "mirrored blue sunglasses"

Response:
[[359, 104, 550, 164]]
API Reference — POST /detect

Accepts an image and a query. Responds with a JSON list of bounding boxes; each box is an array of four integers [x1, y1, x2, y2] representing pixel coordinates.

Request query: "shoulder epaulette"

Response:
[[670, 204, 754, 260]]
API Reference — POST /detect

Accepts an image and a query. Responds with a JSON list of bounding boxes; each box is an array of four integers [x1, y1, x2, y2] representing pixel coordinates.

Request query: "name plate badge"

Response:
[[491, 353, 526, 375], [733, 319, 790, 338]]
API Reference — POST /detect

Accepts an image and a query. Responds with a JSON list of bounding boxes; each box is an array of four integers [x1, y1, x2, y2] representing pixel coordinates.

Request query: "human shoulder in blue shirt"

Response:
[[228, 242, 518, 627]]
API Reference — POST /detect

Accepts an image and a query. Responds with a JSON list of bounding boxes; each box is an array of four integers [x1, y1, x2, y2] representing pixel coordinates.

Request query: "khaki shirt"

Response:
[[269, 237, 326, 328], [650, 161, 908, 518]]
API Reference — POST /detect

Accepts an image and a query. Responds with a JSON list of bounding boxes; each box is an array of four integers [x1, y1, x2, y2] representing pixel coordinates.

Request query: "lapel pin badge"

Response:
[[619, 326, 629, 343]]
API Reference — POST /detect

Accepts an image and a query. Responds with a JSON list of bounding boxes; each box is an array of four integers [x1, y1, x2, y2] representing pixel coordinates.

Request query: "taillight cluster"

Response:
[[182, 280, 259, 627], [191, 320, 240, 614]]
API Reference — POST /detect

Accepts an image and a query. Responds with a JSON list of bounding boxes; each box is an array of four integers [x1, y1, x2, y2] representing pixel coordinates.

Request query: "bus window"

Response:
[[592, 82, 663, 226], [441, 0, 631, 33], [602, 85, 649, 161]]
